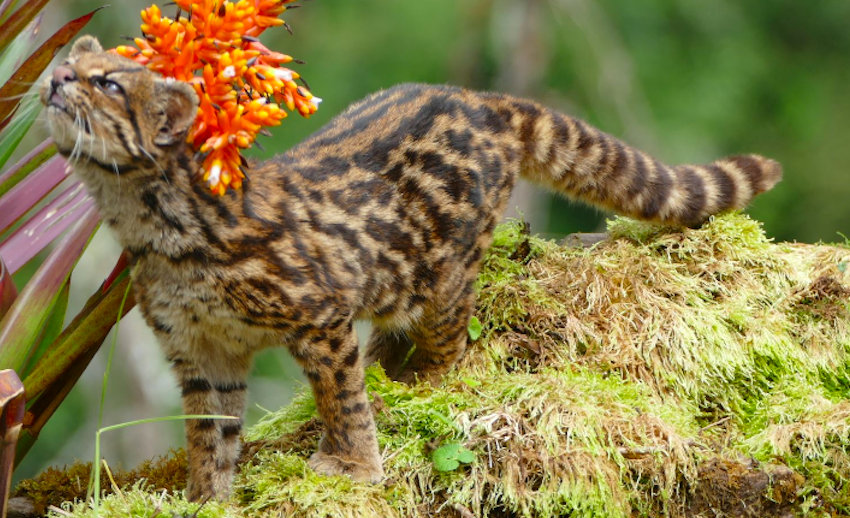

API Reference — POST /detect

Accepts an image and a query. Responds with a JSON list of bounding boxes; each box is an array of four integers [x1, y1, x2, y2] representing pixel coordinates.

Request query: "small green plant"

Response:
[[467, 316, 483, 341], [431, 443, 475, 472]]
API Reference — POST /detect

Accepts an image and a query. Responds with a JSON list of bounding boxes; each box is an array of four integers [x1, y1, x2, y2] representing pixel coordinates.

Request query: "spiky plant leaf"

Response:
[[0, 0, 52, 55], [22, 261, 134, 402], [0, 139, 55, 198], [20, 280, 68, 378], [0, 205, 99, 373], [0, 93, 39, 169], [0, 156, 70, 238], [0, 369, 24, 517], [0, 12, 38, 83], [0, 258, 16, 319], [16, 264, 134, 465], [0, 9, 101, 131], [0, 183, 92, 274]]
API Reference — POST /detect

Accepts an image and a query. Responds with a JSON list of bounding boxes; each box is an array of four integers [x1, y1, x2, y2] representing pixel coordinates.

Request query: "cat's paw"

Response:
[[308, 450, 384, 484]]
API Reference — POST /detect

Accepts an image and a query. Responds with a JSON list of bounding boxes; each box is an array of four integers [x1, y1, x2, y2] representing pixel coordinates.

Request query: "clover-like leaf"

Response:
[[432, 443, 475, 472]]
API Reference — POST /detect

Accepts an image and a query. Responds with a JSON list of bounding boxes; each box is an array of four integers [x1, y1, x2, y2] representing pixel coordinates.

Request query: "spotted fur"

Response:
[[41, 36, 781, 500]]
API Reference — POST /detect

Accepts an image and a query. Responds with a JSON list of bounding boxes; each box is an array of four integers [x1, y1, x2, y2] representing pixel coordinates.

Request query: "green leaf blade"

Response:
[[0, 93, 39, 170], [0, 12, 39, 84], [20, 279, 68, 378], [23, 259, 134, 401]]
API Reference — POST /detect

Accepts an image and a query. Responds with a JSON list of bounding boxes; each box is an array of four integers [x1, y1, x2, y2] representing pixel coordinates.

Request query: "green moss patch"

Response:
[[31, 213, 850, 517]]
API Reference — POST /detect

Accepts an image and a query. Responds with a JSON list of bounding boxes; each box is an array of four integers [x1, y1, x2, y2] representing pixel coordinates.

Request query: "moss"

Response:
[[47, 482, 235, 518], [14, 450, 187, 515], [36, 213, 850, 518]]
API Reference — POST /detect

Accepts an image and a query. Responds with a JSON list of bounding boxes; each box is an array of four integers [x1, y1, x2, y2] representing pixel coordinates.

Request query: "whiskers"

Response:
[[0, 90, 41, 102], [69, 112, 87, 164], [6, 80, 40, 87], [139, 145, 171, 186], [84, 112, 96, 160], [111, 159, 123, 200]]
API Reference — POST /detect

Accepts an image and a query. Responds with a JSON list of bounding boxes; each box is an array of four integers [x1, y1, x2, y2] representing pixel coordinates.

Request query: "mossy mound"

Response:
[[37, 214, 850, 517]]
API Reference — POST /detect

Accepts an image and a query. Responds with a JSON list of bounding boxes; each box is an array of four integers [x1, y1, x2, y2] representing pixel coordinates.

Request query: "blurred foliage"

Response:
[[10, 0, 850, 487]]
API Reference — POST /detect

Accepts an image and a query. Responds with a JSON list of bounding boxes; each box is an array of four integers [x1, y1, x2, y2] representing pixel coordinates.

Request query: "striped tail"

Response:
[[491, 96, 782, 227]]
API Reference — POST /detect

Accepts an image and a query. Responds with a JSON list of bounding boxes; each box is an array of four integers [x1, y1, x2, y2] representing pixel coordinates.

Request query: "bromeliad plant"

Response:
[[0, 0, 315, 512], [114, 0, 320, 194], [0, 0, 128, 513]]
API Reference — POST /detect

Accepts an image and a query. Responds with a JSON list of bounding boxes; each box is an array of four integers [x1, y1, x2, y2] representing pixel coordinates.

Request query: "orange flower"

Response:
[[113, 0, 319, 194]]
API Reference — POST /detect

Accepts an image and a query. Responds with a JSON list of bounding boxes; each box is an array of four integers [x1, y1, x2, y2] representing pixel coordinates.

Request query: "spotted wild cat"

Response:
[[41, 36, 781, 500]]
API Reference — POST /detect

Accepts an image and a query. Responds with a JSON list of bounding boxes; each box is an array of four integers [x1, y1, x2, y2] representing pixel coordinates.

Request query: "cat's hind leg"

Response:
[[363, 327, 414, 379], [395, 283, 476, 384], [290, 320, 384, 483]]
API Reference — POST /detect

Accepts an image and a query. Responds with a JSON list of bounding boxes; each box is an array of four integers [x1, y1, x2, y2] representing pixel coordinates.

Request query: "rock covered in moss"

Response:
[[39, 214, 850, 518]]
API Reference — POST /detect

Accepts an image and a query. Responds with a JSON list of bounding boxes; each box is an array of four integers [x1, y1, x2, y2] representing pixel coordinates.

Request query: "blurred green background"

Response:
[[12, 0, 850, 481]]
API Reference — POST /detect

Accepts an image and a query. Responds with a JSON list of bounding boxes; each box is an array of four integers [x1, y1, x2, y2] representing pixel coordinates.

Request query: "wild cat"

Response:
[[41, 35, 780, 500]]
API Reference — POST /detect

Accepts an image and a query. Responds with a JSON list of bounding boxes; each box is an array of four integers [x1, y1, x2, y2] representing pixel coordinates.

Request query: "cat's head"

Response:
[[41, 36, 199, 178]]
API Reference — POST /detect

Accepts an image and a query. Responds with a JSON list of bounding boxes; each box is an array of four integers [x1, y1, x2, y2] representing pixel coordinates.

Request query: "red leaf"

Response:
[[0, 258, 16, 321], [103, 251, 131, 293], [0, 181, 94, 274], [0, 369, 24, 518]]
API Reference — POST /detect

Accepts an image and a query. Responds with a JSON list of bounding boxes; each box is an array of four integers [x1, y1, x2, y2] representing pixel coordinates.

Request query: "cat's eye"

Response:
[[92, 76, 123, 95]]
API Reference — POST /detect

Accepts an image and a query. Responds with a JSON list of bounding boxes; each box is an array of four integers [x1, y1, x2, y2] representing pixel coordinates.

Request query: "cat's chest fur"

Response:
[[130, 252, 283, 357]]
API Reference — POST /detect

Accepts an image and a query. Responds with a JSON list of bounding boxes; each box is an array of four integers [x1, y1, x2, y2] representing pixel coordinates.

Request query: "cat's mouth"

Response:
[[48, 91, 66, 109], [41, 82, 68, 112]]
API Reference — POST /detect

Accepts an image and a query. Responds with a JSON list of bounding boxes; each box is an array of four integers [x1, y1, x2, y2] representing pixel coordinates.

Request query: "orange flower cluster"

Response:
[[114, 0, 320, 194]]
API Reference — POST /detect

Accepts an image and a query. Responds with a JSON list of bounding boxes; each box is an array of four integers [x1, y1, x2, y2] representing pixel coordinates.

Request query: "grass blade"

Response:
[[93, 415, 238, 514], [0, 204, 98, 373], [0, 8, 102, 128]]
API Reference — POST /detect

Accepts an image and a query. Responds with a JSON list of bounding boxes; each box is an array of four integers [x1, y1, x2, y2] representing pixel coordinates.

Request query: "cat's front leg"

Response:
[[161, 334, 252, 501], [289, 320, 384, 483]]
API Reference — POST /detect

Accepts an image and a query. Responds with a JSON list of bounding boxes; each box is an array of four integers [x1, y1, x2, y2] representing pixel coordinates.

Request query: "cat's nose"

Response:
[[52, 65, 76, 85]]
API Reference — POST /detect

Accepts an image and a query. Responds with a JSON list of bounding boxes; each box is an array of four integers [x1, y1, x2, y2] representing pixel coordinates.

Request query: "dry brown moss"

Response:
[[13, 450, 187, 515]]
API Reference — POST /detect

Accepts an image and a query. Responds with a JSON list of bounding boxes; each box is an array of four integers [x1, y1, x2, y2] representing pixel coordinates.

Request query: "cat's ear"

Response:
[[70, 36, 103, 59], [153, 78, 199, 147]]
